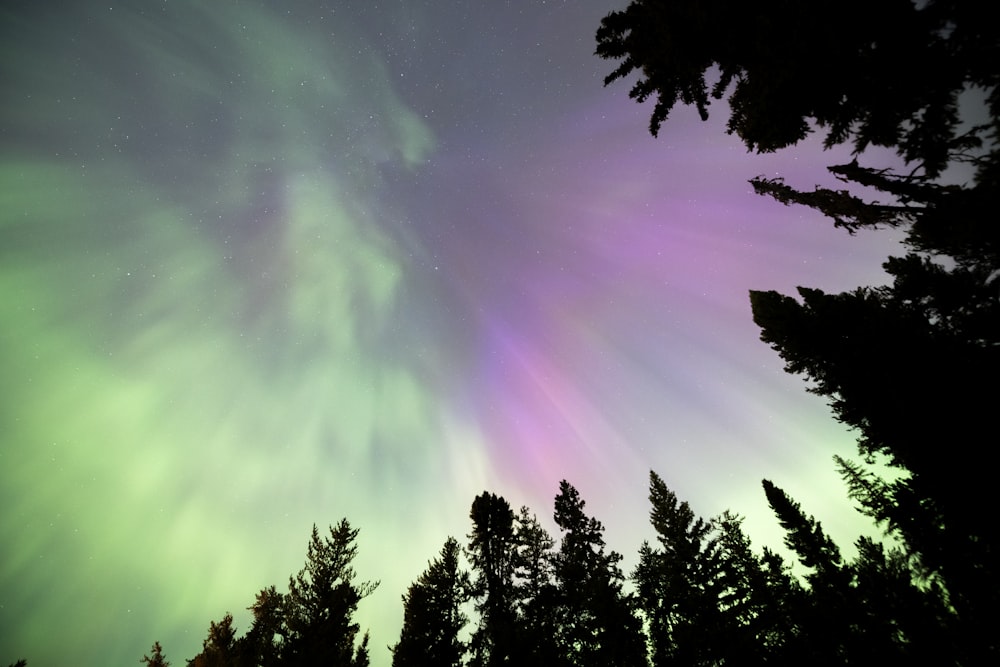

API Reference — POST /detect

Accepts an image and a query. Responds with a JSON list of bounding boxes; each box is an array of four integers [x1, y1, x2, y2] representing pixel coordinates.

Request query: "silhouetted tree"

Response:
[[6, 660, 28, 667], [391, 536, 470, 667], [141, 641, 170, 667], [186, 613, 239, 667], [242, 585, 285, 666], [763, 480, 958, 664], [711, 512, 801, 665], [281, 521, 377, 667], [551, 480, 646, 667], [467, 492, 518, 667], [511, 506, 559, 667], [633, 471, 721, 667], [763, 479, 862, 665], [634, 471, 800, 667], [751, 277, 998, 663]]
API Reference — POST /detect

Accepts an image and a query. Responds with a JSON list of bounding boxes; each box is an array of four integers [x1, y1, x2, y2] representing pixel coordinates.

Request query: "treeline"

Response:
[[136, 468, 966, 667], [392, 475, 962, 667]]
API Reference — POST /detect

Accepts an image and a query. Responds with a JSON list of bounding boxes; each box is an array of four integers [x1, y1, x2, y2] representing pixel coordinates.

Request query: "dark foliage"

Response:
[[186, 614, 239, 667], [391, 537, 470, 667], [510, 506, 560, 667], [176, 521, 375, 667], [282, 521, 376, 667], [551, 481, 646, 667], [141, 642, 170, 667], [466, 492, 518, 667], [599, 0, 998, 663], [596, 0, 998, 176]]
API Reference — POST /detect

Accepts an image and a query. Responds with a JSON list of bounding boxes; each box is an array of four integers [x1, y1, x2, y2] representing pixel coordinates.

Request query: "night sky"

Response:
[[2, 2, 905, 665]]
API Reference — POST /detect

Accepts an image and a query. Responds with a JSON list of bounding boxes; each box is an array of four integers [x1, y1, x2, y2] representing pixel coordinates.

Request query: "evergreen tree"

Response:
[[762, 479, 859, 665], [511, 507, 559, 667], [242, 585, 285, 666], [391, 537, 470, 667], [140, 641, 170, 667], [634, 472, 799, 667], [633, 471, 720, 667], [466, 492, 517, 667], [281, 521, 377, 667], [711, 514, 801, 665], [551, 480, 646, 667], [186, 613, 239, 667], [763, 480, 957, 664]]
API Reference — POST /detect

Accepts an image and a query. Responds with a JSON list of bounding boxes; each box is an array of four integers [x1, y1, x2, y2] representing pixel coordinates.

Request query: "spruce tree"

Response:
[[186, 613, 239, 667], [282, 521, 377, 667], [391, 537, 470, 667], [551, 481, 646, 667], [511, 507, 559, 667], [467, 492, 517, 667], [140, 642, 170, 667]]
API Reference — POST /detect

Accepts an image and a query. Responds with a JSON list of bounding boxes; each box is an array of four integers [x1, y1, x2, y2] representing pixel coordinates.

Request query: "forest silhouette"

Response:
[[8, 1, 995, 665]]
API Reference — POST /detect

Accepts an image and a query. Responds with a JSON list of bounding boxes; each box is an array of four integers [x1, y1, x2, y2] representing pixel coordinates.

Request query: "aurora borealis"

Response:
[[2, 2, 905, 665]]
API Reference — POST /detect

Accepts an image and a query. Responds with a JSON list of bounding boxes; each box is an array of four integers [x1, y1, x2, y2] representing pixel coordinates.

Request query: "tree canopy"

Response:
[[596, 0, 998, 176], [391, 537, 470, 667]]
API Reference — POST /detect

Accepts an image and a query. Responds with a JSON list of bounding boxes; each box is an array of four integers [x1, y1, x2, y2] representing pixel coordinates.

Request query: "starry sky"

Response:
[[1, 1, 906, 665]]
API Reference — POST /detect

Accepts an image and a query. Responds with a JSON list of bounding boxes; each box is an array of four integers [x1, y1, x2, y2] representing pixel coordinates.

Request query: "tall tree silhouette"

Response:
[[466, 492, 517, 667], [241, 585, 285, 666], [391, 537, 470, 667], [186, 613, 239, 667], [144, 522, 375, 667], [551, 481, 646, 667], [281, 521, 377, 667], [633, 471, 721, 667], [634, 471, 799, 666], [763, 480, 956, 664], [511, 506, 559, 667]]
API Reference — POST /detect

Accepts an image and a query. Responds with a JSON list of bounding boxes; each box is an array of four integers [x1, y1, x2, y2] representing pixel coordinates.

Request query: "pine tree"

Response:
[[551, 481, 646, 667], [762, 480, 957, 664], [466, 492, 517, 667], [140, 641, 170, 667], [633, 471, 720, 667], [634, 472, 801, 667], [391, 537, 470, 667], [186, 614, 239, 667], [710, 511, 798, 666], [282, 521, 377, 667], [511, 507, 559, 667]]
